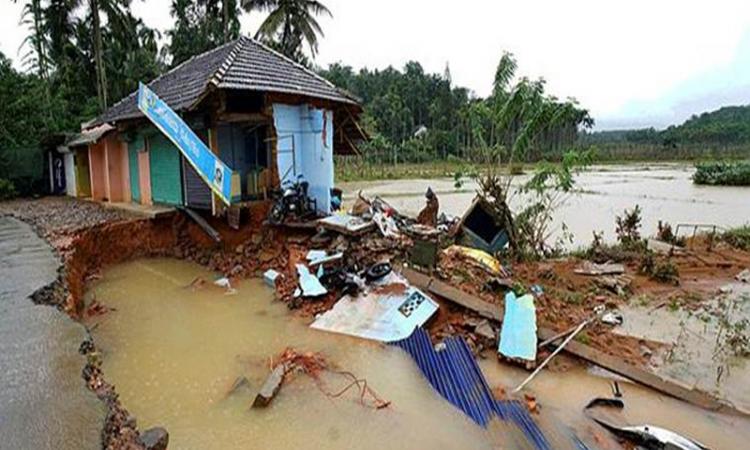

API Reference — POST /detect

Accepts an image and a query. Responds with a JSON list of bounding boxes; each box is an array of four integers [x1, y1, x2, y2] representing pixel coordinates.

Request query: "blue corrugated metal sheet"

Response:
[[392, 328, 551, 450]]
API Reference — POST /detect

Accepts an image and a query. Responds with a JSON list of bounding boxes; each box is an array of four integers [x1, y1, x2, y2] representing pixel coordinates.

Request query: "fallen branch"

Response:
[[253, 347, 391, 410]]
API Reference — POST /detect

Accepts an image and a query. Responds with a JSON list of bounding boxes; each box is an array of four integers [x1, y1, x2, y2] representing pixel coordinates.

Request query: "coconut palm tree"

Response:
[[14, 0, 50, 80], [241, 0, 332, 61], [60, 0, 130, 110]]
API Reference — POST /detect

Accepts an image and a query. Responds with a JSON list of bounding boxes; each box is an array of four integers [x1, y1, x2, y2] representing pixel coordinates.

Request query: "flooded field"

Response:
[[88, 258, 494, 450], [615, 281, 750, 412], [0, 217, 103, 449], [341, 163, 750, 248]]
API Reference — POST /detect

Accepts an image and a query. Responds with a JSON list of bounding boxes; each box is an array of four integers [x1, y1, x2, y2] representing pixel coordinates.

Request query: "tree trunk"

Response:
[[90, 0, 107, 110], [31, 0, 48, 80], [223, 0, 230, 43]]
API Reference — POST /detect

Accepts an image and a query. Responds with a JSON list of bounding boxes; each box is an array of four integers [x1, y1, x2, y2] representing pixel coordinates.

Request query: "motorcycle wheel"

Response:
[[269, 202, 286, 224], [365, 262, 392, 282]]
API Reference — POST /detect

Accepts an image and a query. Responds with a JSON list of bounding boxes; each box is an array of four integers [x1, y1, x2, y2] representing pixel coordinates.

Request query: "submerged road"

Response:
[[0, 217, 103, 449]]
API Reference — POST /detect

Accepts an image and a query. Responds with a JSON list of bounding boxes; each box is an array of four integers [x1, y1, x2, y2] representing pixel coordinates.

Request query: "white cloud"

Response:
[[2, 0, 750, 128]]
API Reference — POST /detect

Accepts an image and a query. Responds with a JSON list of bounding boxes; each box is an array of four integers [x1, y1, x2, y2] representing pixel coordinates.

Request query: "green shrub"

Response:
[[652, 261, 680, 285], [0, 178, 17, 200], [722, 226, 750, 250], [638, 251, 680, 285], [615, 205, 642, 247], [693, 161, 750, 186]]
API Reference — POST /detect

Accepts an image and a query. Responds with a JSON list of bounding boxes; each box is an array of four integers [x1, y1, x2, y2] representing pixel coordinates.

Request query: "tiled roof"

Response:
[[95, 36, 358, 126]]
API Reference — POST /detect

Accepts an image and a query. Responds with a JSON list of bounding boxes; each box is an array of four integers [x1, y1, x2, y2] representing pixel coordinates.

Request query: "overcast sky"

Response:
[[2, 0, 750, 130]]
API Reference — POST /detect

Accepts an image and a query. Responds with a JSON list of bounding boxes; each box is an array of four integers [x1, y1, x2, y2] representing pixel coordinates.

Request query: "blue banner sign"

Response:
[[137, 83, 239, 204]]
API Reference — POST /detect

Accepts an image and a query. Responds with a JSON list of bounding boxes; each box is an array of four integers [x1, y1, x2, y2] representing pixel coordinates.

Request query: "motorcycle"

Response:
[[268, 176, 317, 224]]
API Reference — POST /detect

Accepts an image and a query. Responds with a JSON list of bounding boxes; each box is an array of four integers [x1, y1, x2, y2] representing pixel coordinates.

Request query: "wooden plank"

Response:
[[538, 327, 745, 415], [181, 207, 221, 243], [402, 267, 747, 416], [252, 363, 288, 408]]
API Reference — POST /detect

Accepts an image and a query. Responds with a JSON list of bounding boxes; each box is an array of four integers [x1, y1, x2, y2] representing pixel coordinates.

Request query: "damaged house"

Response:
[[60, 36, 365, 218]]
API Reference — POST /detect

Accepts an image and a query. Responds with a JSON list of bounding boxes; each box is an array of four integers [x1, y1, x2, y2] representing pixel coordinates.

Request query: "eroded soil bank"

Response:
[[87, 257, 750, 450]]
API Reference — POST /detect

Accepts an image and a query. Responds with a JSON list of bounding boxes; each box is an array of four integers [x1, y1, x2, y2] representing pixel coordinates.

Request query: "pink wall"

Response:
[[104, 135, 123, 202], [138, 150, 152, 205], [89, 132, 131, 203], [88, 141, 107, 201]]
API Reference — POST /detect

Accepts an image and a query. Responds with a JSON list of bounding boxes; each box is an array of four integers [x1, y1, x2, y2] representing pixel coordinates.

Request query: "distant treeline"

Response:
[[320, 56, 592, 165], [580, 105, 750, 160]]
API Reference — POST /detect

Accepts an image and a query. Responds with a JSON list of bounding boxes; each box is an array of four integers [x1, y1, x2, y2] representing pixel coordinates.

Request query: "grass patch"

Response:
[[722, 226, 750, 250]]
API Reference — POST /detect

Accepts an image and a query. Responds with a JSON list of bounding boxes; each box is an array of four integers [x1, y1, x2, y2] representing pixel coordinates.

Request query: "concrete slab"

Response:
[[102, 201, 176, 219]]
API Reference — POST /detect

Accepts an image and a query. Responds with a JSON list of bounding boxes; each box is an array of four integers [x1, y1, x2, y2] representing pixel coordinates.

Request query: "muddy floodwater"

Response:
[[0, 217, 103, 449], [481, 359, 750, 450], [341, 163, 750, 248], [615, 281, 750, 412], [87, 258, 750, 449], [88, 258, 495, 450]]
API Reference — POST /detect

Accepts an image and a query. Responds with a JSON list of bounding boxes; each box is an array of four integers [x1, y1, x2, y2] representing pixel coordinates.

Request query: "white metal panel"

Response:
[[310, 272, 439, 342], [64, 152, 76, 197]]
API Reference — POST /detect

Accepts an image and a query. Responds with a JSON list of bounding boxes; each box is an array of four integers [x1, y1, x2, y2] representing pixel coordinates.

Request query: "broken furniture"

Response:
[[456, 196, 509, 254]]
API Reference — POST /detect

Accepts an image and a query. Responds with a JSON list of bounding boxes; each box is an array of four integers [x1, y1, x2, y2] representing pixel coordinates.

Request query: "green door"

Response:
[[149, 134, 183, 205], [128, 141, 141, 203]]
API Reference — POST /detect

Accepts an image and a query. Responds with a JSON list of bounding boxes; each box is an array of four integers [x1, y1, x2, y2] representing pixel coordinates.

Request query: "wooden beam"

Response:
[[401, 268, 747, 416], [216, 112, 270, 123], [537, 328, 745, 415], [180, 207, 221, 242]]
